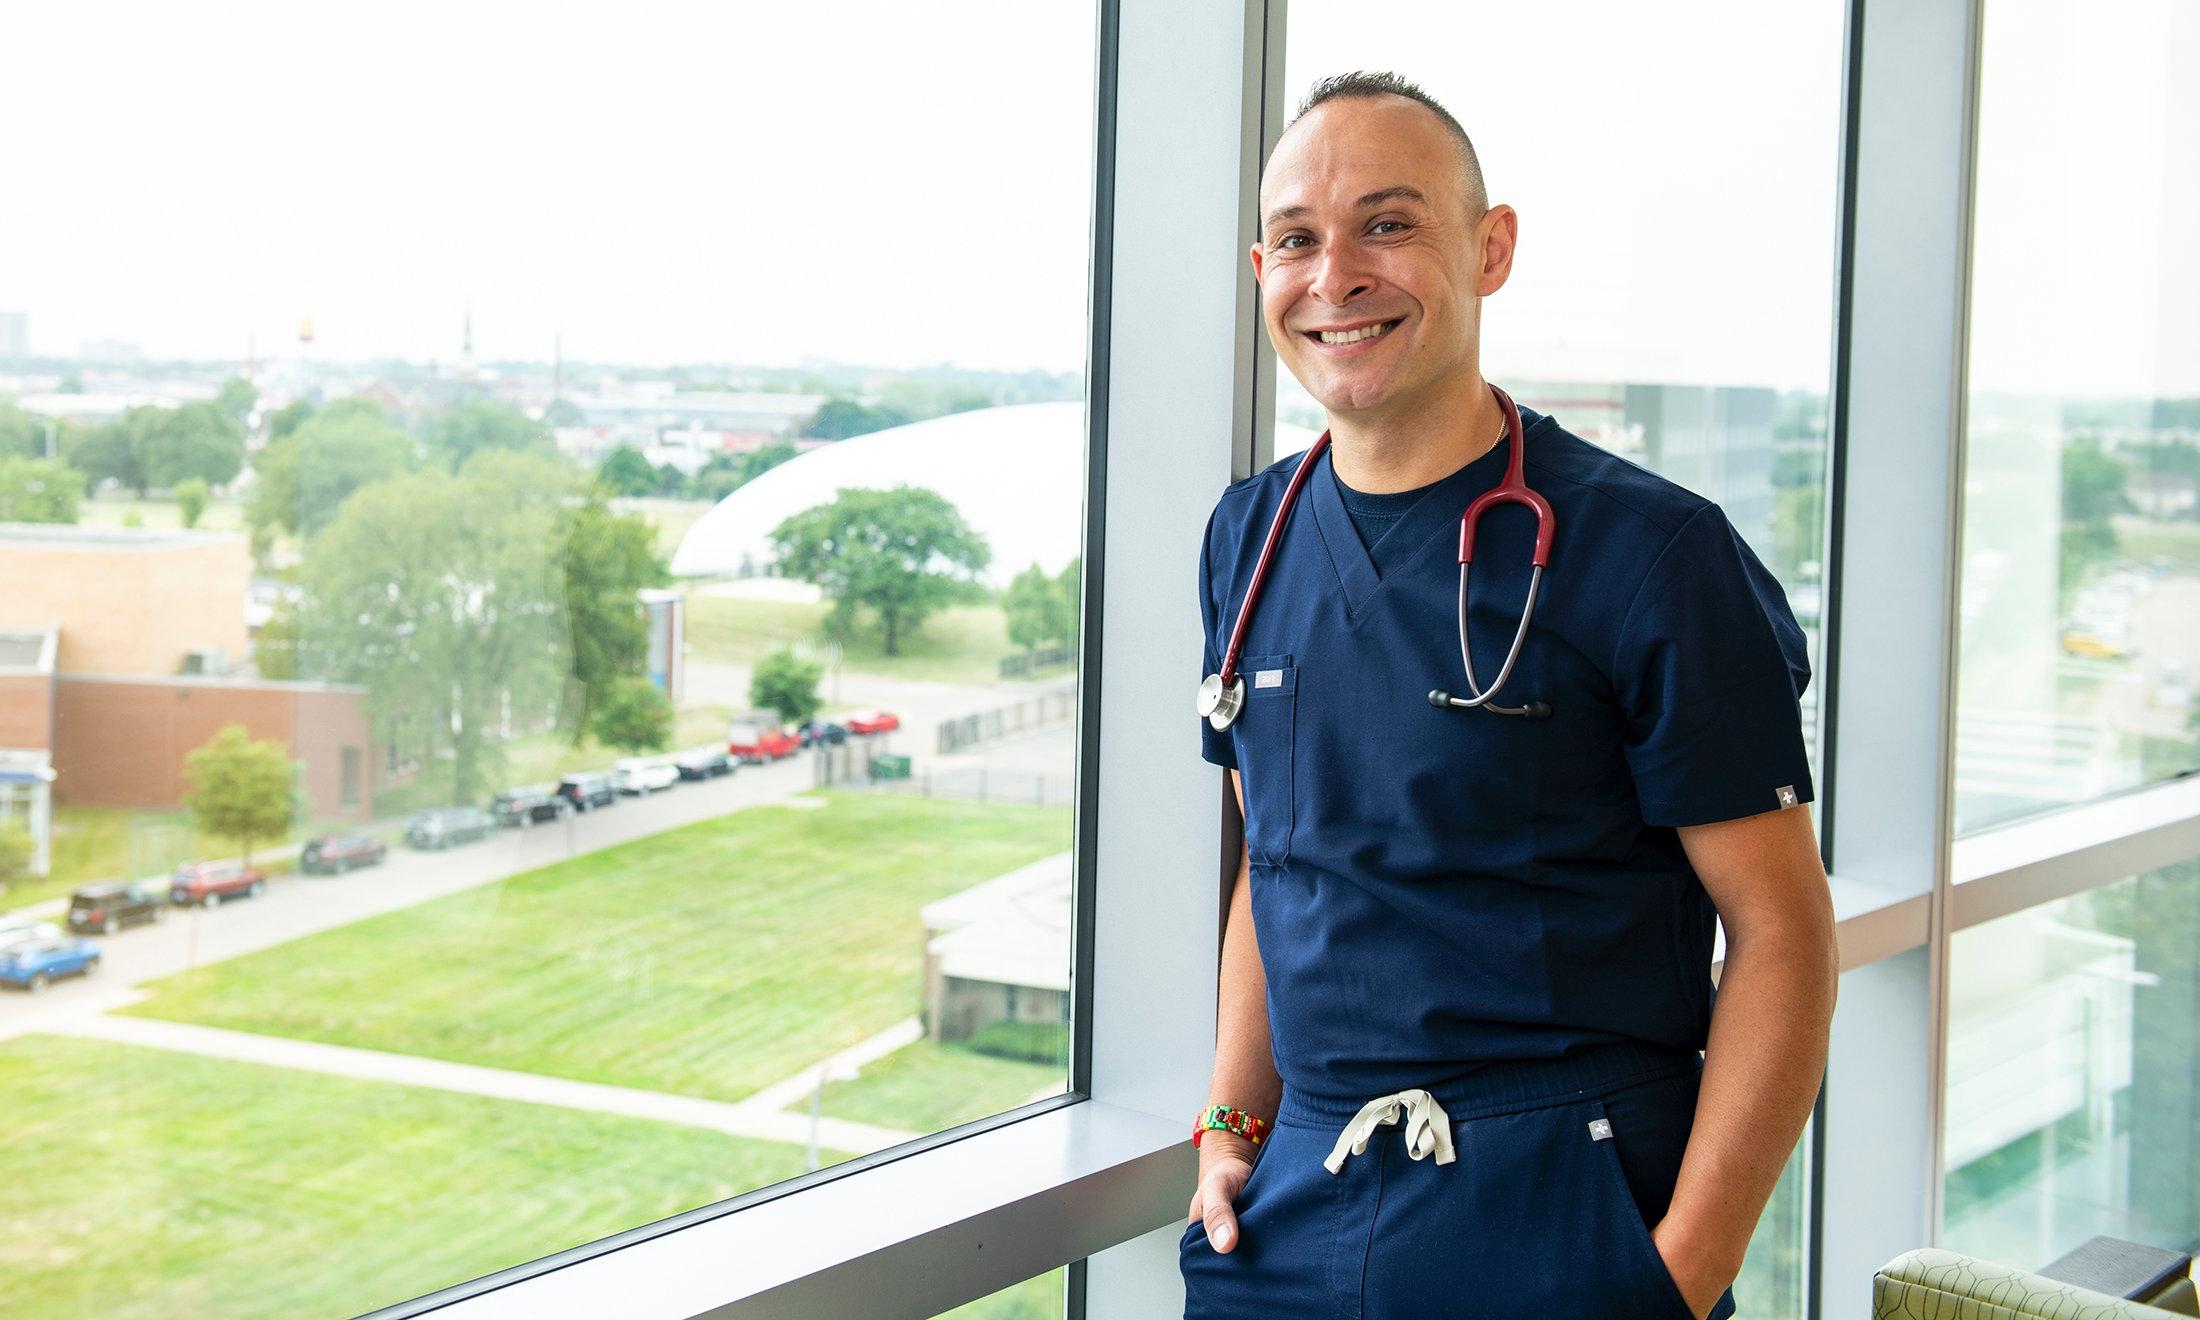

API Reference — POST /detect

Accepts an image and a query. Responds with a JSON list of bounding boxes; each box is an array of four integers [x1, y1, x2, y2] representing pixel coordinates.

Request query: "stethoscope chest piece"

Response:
[[1197, 671, 1245, 731]]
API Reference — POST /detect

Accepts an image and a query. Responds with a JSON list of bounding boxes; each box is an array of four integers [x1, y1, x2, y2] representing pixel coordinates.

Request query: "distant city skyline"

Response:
[[3, 0, 2193, 394]]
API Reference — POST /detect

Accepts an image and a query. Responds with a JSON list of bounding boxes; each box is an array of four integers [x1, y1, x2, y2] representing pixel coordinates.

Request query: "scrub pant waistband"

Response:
[[1274, 1038, 1701, 1129]]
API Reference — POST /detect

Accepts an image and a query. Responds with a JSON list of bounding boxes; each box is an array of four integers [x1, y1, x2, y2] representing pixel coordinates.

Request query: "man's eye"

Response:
[[1371, 220, 1407, 235], [1275, 234, 1310, 250]]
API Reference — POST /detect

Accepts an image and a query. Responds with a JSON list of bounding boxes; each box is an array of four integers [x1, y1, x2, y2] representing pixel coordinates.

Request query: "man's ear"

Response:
[[1248, 242, 1265, 282]]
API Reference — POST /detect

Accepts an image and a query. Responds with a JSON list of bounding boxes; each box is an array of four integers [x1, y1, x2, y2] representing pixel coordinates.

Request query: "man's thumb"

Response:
[[1204, 1203, 1239, 1252]]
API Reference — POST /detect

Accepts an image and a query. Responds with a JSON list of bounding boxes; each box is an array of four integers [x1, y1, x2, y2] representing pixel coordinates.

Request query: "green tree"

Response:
[[768, 485, 990, 655], [597, 445, 657, 497], [294, 452, 574, 803], [424, 400, 555, 470], [2059, 437, 2136, 604], [1003, 562, 1068, 650], [0, 458, 85, 523], [255, 599, 301, 680], [174, 477, 209, 529], [146, 401, 247, 490], [63, 416, 148, 494], [0, 820, 32, 895], [800, 398, 911, 440], [589, 675, 673, 753], [750, 645, 824, 724], [693, 442, 800, 502], [246, 402, 415, 543], [1056, 554, 1083, 651], [215, 377, 258, 424], [182, 724, 297, 867], [0, 398, 46, 460], [267, 399, 315, 441], [558, 492, 669, 742], [543, 397, 586, 427]]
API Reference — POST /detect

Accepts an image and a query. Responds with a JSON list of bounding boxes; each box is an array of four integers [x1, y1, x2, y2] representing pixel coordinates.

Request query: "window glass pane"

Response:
[[1956, 0, 2200, 833], [933, 1265, 1069, 1319], [1275, 1, 1842, 796], [1942, 858, 2199, 1265], [0, 3, 1097, 1315]]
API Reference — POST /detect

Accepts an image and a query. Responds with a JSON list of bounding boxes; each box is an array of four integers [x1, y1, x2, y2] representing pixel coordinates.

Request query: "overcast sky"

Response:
[[1, 0, 2190, 394]]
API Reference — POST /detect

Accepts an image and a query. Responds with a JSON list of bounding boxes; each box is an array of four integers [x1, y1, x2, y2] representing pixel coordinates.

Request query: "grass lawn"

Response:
[[939, 1267, 1068, 1319], [610, 495, 718, 560], [126, 792, 1072, 1104], [370, 703, 735, 818], [818, 1035, 1065, 1131], [76, 494, 248, 535], [687, 594, 1039, 687], [0, 1033, 832, 1320]]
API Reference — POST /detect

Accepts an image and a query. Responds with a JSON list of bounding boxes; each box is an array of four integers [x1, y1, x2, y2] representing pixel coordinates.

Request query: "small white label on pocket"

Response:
[[1588, 1118, 1613, 1142], [1254, 669, 1282, 689]]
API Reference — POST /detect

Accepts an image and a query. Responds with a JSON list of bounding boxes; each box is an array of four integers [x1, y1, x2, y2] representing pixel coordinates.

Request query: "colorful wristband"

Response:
[[1193, 1103, 1269, 1148]]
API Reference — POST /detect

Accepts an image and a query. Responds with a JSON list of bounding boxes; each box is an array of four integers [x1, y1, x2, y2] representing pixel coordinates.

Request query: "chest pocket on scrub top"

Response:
[[1229, 654, 1296, 864]]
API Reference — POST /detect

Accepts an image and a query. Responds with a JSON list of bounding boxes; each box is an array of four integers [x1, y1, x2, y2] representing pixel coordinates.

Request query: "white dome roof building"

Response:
[[669, 401, 1091, 588]]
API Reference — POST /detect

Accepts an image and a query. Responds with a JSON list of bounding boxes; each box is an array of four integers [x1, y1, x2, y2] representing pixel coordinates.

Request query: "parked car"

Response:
[[300, 833, 389, 875], [796, 720, 849, 748], [405, 806, 498, 850], [673, 746, 734, 780], [0, 934, 100, 993], [170, 861, 267, 908], [64, 883, 165, 934], [554, 771, 618, 812], [727, 711, 801, 764], [612, 758, 679, 795], [491, 787, 571, 828], [845, 708, 902, 736]]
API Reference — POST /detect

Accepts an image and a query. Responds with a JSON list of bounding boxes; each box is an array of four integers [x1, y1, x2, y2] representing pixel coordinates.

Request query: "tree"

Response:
[[1055, 555, 1083, 651], [801, 398, 911, 440], [693, 442, 799, 502], [0, 458, 85, 523], [182, 724, 297, 867], [215, 377, 258, 424], [751, 645, 824, 724], [63, 416, 148, 493], [543, 397, 586, 427], [174, 477, 209, 529], [423, 400, 555, 470], [768, 485, 990, 655], [246, 402, 415, 543], [0, 398, 46, 460], [1003, 562, 1068, 650], [0, 820, 31, 896], [293, 452, 574, 803], [558, 492, 669, 742], [267, 399, 315, 441], [597, 445, 657, 497], [2059, 437, 2136, 605], [590, 675, 672, 753], [145, 402, 246, 490]]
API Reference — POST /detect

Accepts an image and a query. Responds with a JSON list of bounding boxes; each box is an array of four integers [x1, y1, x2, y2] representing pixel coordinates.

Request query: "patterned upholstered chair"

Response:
[[1874, 1246, 2200, 1319]]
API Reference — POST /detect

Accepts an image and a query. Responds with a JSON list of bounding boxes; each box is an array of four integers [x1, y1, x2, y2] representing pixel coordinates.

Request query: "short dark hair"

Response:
[[1286, 71, 1487, 218]]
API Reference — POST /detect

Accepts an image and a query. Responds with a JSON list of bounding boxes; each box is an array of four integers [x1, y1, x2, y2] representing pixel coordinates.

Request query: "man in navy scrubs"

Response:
[[1179, 71, 1839, 1320]]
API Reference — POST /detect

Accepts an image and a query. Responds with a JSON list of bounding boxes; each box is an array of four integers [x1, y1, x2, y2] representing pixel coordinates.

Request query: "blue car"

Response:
[[0, 935, 101, 993]]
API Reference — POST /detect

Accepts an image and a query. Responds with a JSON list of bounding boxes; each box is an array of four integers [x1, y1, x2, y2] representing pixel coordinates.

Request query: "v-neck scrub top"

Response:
[[1196, 403, 1815, 1100]]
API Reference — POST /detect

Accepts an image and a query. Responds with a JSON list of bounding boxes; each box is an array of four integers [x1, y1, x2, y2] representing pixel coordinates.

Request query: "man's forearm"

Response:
[[1207, 847, 1282, 1137], [1661, 919, 1838, 1281]]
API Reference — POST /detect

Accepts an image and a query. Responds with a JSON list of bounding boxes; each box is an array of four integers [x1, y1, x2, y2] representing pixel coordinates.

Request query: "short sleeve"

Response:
[[1613, 504, 1814, 827], [1197, 504, 1238, 770]]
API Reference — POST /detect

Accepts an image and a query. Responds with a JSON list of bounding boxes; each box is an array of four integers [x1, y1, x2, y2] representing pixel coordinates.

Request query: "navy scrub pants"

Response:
[[1179, 1038, 1739, 1320]]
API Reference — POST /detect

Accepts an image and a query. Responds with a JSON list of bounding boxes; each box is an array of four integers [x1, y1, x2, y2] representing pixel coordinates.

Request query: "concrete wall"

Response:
[[52, 677, 372, 818]]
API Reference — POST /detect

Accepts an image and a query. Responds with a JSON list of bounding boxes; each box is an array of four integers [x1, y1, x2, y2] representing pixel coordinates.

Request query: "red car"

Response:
[[845, 708, 901, 735], [727, 711, 801, 764], [301, 833, 389, 875], [170, 862, 268, 908]]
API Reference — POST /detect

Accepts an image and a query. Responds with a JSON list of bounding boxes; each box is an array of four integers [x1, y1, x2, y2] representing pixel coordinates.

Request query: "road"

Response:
[[0, 750, 822, 1031]]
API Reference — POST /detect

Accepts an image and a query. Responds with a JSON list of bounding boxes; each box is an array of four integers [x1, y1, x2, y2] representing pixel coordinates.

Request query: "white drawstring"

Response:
[[1321, 1087, 1457, 1174]]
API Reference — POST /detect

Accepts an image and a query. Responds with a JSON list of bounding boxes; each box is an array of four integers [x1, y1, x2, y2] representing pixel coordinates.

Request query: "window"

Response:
[[0, 5, 1100, 1316], [1955, 0, 2200, 834]]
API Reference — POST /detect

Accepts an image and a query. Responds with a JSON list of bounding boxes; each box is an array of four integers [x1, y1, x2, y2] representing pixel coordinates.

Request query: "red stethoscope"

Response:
[[1196, 382, 1556, 731]]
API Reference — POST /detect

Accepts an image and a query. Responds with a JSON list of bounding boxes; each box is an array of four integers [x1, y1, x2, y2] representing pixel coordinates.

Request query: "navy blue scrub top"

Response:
[[1197, 403, 1815, 1100]]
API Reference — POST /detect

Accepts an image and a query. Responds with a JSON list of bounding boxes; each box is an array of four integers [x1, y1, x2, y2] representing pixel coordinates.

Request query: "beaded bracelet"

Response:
[[1192, 1103, 1270, 1148]]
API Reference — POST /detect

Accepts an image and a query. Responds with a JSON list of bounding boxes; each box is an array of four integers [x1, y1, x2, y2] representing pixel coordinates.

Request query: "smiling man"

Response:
[[1178, 71, 1839, 1320]]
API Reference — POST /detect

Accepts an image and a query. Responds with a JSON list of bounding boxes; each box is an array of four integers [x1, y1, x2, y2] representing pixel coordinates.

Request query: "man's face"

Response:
[[1251, 96, 1513, 420]]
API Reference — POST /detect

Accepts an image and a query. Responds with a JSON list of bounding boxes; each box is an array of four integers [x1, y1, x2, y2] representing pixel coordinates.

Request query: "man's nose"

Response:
[[1307, 242, 1373, 307]]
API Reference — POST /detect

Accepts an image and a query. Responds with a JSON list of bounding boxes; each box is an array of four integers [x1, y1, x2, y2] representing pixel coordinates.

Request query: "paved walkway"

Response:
[[54, 1012, 931, 1155]]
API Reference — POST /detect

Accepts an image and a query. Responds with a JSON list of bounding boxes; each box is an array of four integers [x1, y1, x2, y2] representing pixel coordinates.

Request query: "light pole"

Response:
[[804, 1060, 861, 1172]]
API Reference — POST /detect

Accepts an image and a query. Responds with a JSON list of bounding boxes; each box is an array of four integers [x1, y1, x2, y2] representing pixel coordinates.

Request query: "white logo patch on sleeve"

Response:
[[1776, 785, 1799, 808]]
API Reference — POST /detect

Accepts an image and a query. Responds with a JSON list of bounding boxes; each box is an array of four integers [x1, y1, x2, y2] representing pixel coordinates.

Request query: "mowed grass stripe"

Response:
[[0, 1034, 828, 1320], [123, 792, 1071, 1103]]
